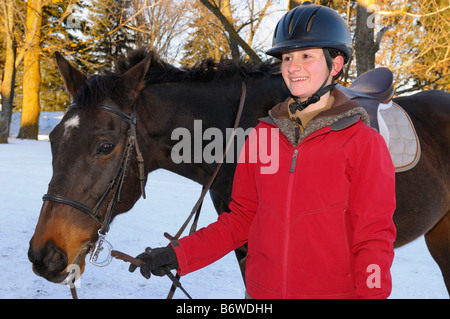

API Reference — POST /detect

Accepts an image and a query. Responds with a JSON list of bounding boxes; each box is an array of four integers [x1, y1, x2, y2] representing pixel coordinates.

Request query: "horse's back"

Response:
[[394, 90, 450, 115], [394, 90, 450, 150]]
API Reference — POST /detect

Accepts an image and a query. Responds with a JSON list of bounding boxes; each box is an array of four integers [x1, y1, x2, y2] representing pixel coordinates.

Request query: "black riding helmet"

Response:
[[266, 1, 352, 62], [267, 2, 352, 110]]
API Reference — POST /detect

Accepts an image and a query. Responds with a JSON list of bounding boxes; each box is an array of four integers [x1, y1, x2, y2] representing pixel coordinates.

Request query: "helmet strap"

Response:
[[289, 78, 336, 112]]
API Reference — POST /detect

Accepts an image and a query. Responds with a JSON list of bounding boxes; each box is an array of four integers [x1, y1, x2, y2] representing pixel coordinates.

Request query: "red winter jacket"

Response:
[[172, 89, 396, 298]]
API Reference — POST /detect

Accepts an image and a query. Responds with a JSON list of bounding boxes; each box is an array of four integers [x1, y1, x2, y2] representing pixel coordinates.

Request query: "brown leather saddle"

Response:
[[336, 67, 394, 132], [337, 68, 421, 172]]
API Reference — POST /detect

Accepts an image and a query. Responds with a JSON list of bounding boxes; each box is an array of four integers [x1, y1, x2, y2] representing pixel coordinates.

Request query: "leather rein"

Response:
[[42, 82, 246, 299]]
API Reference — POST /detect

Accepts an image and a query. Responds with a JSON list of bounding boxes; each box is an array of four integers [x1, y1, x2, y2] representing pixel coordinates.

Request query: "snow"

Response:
[[0, 113, 448, 299]]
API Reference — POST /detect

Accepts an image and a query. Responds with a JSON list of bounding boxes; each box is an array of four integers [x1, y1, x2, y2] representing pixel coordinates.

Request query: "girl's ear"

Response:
[[330, 55, 344, 77]]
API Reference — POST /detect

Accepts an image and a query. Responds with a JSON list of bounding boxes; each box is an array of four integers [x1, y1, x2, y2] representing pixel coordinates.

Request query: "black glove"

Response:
[[128, 246, 178, 279]]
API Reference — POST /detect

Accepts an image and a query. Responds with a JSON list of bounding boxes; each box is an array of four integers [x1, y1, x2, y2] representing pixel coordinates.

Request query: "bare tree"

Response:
[[362, 0, 450, 93], [0, 0, 17, 143], [198, 0, 261, 61], [354, 2, 389, 76], [17, 0, 43, 140], [183, 2, 231, 63], [125, 0, 190, 60]]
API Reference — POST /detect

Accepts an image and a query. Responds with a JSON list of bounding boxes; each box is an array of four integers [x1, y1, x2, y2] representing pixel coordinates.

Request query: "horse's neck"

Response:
[[139, 76, 288, 187], [139, 82, 242, 186]]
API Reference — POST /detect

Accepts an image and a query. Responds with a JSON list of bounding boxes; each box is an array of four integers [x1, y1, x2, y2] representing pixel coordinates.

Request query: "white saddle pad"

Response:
[[377, 101, 421, 172]]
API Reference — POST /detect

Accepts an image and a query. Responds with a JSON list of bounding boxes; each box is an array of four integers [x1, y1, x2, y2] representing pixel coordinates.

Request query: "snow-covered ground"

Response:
[[0, 113, 448, 299]]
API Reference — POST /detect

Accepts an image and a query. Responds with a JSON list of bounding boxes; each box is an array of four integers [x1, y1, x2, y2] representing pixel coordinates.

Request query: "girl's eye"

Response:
[[97, 143, 115, 155]]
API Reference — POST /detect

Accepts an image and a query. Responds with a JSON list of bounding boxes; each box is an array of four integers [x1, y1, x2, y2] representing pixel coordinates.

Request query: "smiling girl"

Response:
[[130, 2, 396, 299]]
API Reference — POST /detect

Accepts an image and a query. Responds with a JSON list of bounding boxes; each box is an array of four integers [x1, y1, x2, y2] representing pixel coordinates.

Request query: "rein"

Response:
[[44, 81, 246, 299], [166, 82, 247, 241], [162, 81, 247, 298]]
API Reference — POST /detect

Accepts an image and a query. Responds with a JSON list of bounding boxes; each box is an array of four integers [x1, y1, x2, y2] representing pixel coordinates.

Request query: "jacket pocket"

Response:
[[245, 203, 284, 297], [287, 202, 355, 297]]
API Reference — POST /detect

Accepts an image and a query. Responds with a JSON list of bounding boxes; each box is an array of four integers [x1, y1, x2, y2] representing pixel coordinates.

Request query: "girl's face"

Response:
[[281, 48, 341, 102]]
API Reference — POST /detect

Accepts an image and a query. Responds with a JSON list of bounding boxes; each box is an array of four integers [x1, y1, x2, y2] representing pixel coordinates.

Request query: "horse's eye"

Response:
[[97, 143, 115, 155]]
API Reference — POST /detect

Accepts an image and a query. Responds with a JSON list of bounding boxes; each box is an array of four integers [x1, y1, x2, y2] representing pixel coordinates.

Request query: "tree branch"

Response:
[[376, 5, 450, 18], [198, 0, 261, 61]]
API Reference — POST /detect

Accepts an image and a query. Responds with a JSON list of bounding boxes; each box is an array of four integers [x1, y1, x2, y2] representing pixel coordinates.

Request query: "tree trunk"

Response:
[[289, 0, 303, 10], [0, 0, 17, 144], [17, 0, 43, 140], [355, 4, 375, 76], [221, 0, 239, 59]]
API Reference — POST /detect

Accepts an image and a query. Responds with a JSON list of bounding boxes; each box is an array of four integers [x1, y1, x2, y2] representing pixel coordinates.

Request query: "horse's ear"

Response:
[[55, 52, 87, 97], [119, 54, 151, 100]]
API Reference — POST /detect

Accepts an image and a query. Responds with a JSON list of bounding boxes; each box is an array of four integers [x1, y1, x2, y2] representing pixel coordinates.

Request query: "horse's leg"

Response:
[[424, 211, 450, 296], [209, 190, 247, 283]]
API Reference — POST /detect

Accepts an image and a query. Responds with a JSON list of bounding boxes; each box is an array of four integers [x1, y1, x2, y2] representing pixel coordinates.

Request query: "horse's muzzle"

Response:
[[28, 239, 70, 283]]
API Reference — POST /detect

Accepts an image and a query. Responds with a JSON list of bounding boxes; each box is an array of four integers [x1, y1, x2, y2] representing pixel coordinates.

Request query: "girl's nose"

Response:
[[288, 59, 302, 73]]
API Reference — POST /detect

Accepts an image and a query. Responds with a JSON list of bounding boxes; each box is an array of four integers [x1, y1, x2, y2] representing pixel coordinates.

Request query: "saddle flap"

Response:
[[377, 101, 421, 173], [338, 67, 420, 173]]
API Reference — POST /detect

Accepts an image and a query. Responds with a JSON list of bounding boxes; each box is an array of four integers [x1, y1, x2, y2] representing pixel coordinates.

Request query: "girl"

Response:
[[130, 2, 396, 299]]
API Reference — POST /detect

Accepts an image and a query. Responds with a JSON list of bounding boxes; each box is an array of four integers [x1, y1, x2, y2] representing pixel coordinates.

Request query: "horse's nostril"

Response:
[[45, 251, 64, 272], [44, 243, 68, 273], [29, 241, 68, 274]]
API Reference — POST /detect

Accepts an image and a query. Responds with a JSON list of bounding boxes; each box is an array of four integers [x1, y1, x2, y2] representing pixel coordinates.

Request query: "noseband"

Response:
[[42, 103, 146, 266]]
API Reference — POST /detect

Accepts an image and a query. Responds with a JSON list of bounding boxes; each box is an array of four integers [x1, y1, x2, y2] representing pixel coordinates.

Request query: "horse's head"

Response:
[[28, 52, 151, 283]]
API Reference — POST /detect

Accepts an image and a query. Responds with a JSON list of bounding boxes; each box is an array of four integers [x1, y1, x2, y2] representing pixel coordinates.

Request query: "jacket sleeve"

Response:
[[171, 137, 259, 276], [349, 132, 397, 299]]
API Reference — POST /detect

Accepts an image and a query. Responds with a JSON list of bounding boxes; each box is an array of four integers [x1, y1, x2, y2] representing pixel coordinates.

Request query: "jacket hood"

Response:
[[267, 88, 370, 146]]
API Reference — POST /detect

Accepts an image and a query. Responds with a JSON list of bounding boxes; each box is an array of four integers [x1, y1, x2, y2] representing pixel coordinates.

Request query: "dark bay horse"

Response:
[[28, 50, 450, 295]]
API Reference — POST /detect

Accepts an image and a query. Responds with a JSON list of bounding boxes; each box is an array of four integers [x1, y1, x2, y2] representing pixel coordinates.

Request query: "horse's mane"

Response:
[[115, 48, 279, 84], [73, 48, 279, 109]]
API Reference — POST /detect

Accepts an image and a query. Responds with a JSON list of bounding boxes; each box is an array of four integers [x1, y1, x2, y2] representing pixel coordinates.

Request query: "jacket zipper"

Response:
[[289, 149, 298, 172], [283, 148, 298, 297], [258, 119, 333, 297]]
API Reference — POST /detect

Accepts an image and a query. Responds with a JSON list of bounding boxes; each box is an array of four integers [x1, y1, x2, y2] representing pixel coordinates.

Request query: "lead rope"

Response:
[[70, 286, 78, 299], [163, 81, 247, 299], [110, 249, 193, 299], [164, 193, 203, 299]]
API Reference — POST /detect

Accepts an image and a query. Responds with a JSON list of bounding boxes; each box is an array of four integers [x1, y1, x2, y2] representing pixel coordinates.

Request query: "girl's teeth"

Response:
[[292, 77, 308, 82]]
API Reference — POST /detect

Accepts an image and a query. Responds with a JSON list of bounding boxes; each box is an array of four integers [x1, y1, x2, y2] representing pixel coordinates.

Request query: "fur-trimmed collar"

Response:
[[268, 89, 370, 146]]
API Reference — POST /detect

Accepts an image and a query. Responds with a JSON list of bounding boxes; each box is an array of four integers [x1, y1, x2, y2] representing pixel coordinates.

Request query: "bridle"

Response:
[[41, 81, 247, 299], [42, 103, 146, 267]]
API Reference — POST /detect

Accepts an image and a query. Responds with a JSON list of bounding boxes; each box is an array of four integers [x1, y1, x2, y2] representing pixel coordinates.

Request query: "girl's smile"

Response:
[[281, 48, 330, 102]]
